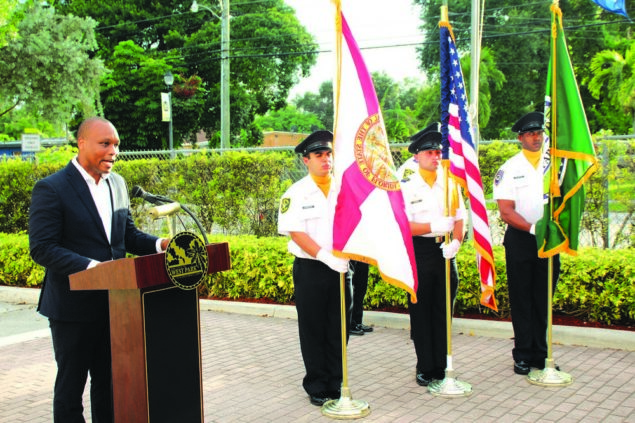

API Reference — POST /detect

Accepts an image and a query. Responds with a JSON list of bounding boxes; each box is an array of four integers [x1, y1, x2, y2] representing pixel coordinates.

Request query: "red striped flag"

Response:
[[440, 21, 497, 311], [331, 0, 418, 302]]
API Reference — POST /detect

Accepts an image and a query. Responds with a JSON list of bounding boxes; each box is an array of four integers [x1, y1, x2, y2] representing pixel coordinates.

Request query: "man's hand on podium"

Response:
[[160, 238, 170, 251]]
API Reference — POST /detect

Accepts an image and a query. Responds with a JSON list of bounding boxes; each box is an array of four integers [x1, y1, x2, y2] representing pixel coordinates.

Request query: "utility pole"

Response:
[[221, 0, 230, 150], [470, 0, 481, 151], [191, 0, 230, 149]]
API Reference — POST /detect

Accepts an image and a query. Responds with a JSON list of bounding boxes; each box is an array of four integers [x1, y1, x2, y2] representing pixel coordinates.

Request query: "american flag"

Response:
[[440, 22, 497, 311]]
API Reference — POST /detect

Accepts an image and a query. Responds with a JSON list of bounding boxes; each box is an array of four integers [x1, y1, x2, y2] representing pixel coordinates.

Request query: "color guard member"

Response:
[[400, 123, 465, 386], [277, 130, 352, 406], [493, 111, 561, 375]]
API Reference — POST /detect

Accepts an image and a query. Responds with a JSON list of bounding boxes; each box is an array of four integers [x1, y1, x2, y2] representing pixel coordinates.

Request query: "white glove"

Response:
[[430, 217, 454, 234], [316, 249, 350, 273], [440, 239, 461, 259]]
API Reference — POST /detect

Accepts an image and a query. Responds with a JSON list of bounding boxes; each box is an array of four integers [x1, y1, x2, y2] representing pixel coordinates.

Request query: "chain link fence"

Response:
[[119, 137, 633, 249]]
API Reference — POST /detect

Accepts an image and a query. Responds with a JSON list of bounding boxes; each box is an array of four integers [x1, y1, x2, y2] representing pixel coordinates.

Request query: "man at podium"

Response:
[[29, 117, 169, 422]]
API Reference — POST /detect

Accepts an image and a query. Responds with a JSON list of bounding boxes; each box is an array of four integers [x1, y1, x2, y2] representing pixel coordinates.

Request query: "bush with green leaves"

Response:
[[3, 231, 633, 326], [0, 157, 62, 233], [0, 232, 44, 287], [1, 148, 294, 237]]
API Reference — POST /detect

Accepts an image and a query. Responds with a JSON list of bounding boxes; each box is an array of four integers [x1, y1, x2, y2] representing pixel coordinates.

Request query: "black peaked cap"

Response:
[[294, 130, 334, 156], [511, 111, 544, 134], [408, 122, 442, 154]]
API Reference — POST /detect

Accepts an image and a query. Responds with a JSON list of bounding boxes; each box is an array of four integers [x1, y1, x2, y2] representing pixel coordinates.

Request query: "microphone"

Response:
[[131, 186, 172, 205], [148, 202, 181, 219]]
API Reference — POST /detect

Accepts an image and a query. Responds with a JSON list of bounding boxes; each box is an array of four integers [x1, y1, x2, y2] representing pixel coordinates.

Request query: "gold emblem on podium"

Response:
[[164, 232, 208, 290]]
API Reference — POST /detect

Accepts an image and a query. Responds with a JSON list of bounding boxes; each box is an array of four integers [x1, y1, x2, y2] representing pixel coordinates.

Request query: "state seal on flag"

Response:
[[354, 114, 399, 191]]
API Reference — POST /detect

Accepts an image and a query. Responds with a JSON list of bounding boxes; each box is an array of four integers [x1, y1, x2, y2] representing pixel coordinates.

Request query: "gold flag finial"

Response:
[[441, 5, 449, 23]]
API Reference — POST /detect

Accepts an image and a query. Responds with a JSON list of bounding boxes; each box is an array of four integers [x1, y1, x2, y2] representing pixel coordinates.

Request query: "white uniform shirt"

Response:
[[400, 168, 465, 238], [277, 175, 339, 259], [493, 151, 544, 224]]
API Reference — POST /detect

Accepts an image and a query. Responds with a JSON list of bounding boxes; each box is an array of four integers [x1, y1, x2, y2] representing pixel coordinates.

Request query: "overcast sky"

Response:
[[284, 0, 426, 99]]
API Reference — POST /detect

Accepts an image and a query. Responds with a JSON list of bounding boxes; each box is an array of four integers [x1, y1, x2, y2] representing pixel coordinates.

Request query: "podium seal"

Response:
[[164, 231, 208, 290]]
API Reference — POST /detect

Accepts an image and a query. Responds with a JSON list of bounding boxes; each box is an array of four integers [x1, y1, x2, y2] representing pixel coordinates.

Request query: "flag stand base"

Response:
[[527, 359, 572, 386], [428, 369, 472, 397], [321, 387, 370, 420]]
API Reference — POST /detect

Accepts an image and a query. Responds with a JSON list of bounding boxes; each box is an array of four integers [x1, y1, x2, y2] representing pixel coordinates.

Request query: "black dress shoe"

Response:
[[416, 372, 434, 386], [309, 394, 330, 406], [514, 360, 531, 375], [358, 323, 373, 332], [349, 324, 364, 336]]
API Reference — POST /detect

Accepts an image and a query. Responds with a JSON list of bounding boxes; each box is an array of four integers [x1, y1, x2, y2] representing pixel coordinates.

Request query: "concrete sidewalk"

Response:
[[1, 286, 634, 422]]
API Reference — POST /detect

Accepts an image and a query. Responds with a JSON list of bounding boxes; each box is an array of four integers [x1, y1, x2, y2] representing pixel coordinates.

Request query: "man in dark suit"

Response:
[[29, 117, 169, 422]]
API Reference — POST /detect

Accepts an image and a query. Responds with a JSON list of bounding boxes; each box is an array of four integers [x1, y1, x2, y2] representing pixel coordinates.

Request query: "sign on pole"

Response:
[[21, 134, 41, 152], [161, 93, 171, 122]]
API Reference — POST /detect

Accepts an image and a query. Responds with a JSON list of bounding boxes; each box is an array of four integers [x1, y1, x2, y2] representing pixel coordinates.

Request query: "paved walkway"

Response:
[[0, 288, 634, 422]]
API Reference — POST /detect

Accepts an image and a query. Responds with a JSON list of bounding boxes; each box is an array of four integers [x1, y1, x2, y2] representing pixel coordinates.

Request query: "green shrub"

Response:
[[0, 158, 62, 233], [116, 151, 293, 237], [202, 235, 294, 302], [0, 233, 44, 287], [2, 232, 633, 326], [476, 141, 520, 197]]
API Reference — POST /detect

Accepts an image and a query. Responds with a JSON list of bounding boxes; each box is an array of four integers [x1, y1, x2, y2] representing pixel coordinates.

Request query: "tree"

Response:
[[293, 81, 334, 130], [0, 107, 66, 141], [0, 0, 19, 48], [0, 3, 104, 126], [413, 0, 632, 138], [588, 43, 635, 133], [56, 0, 318, 147], [55, 0, 197, 56], [459, 47, 506, 130], [293, 75, 426, 142], [254, 105, 323, 133], [413, 49, 505, 135], [187, 0, 317, 146], [100, 41, 206, 150]]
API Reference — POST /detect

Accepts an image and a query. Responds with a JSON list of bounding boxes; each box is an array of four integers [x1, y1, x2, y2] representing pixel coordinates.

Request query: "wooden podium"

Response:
[[70, 243, 230, 423]]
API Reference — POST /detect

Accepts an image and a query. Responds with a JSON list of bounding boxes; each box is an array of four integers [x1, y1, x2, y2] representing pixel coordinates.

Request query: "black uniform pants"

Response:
[[351, 261, 369, 325], [408, 237, 459, 377], [504, 227, 560, 363], [49, 319, 113, 423], [293, 258, 352, 396]]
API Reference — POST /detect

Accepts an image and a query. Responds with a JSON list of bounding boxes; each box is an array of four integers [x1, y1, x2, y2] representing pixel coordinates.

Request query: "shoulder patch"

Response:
[[280, 197, 290, 214], [494, 169, 504, 186], [401, 168, 415, 182]]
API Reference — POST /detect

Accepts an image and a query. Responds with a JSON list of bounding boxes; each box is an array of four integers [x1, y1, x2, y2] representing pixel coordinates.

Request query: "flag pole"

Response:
[[429, 7, 472, 391], [321, 273, 370, 418], [428, 162, 472, 398], [528, 0, 572, 386]]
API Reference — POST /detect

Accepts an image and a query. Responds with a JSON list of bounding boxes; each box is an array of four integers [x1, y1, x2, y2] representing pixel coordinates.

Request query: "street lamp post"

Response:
[[164, 71, 175, 158], [191, 0, 230, 150]]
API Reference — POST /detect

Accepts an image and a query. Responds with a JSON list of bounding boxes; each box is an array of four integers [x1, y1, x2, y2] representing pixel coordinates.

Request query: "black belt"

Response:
[[415, 235, 445, 244]]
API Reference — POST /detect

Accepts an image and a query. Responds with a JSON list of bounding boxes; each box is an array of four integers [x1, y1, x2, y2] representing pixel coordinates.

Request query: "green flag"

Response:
[[536, 4, 599, 258]]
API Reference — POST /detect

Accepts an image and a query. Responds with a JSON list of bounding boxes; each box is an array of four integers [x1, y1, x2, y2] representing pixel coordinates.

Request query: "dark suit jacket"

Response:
[[29, 161, 159, 322]]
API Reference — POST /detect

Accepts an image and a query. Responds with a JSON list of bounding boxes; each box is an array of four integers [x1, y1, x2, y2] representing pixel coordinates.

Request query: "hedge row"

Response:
[[0, 143, 522, 236], [4, 232, 632, 327], [0, 150, 296, 236]]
